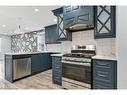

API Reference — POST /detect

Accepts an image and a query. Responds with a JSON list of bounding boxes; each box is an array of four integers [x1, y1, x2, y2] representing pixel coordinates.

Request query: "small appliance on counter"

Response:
[[61, 45, 96, 89]]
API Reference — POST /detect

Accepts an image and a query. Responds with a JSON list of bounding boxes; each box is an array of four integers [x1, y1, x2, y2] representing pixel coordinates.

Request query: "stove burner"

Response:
[[62, 45, 96, 65]]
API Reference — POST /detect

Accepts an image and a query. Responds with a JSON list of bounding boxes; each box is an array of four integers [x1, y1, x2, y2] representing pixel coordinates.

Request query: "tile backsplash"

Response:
[[11, 29, 116, 56], [72, 30, 116, 56], [46, 30, 116, 56], [46, 44, 61, 52]]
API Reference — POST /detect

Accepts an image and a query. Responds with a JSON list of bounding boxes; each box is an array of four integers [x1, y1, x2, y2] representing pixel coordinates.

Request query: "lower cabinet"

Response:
[[5, 55, 13, 82], [92, 59, 117, 89], [5, 53, 52, 82], [52, 56, 62, 85], [31, 54, 41, 74], [31, 53, 52, 74]]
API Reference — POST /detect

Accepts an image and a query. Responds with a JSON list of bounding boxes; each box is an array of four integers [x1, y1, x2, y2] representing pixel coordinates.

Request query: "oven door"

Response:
[[62, 63, 91, 84]]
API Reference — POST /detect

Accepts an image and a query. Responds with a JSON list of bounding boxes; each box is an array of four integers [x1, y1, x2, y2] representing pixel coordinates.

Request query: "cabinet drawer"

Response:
[[53, 70, 62, 76], [53, 74, 62, 83], [93, 69, 113, 84], [93, 60, 113, 70], [52, 57, 61, 63], [93, 81, 114, 89], [53, 79, 62, 85], [54, 64, 62, 70], [54, 75, 61, 80], [52, 60, 61, 67]]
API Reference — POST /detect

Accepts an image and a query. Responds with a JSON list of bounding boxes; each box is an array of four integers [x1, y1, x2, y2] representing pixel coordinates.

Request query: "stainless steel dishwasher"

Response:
[[13, 57, 31, 80]]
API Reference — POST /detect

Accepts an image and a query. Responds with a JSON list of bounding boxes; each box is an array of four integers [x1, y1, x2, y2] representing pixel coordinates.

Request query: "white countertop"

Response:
[[51, 54, 63, 57], [92, 55, 117, 61], [5, 51, 61, 55]]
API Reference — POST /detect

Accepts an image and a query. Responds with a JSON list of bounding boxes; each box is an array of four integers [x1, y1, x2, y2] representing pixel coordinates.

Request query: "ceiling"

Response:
[[0, 6, 61, 36]]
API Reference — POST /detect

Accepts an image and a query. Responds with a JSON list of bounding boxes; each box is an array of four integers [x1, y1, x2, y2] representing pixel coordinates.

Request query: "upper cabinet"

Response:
[[45, 24, 60, 44], [63, 6, 94, 31], [94, 6, 116, 39], [52, 7, 72, 41]]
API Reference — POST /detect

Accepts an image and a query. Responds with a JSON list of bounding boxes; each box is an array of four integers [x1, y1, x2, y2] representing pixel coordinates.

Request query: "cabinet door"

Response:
[[57, 13, 72, 41], [63, 6, 75, 27], [77, 6, 94, 25], [31, 54, 41, 74], [45, 24, 60, 44], [52, 7, 72, 41], [94, 6, 116, 38], [40, 53, 52, 70]]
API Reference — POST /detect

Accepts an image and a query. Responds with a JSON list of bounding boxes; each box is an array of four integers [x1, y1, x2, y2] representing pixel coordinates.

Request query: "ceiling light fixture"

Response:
[[34, 8, 39, 12], [53, 18, 57, 22], [15, 25, 24, 35], [2, 24, 6, 27]]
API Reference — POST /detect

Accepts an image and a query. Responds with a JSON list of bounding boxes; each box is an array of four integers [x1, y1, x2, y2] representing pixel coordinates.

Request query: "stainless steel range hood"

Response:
[[65, 23, 94, 31]]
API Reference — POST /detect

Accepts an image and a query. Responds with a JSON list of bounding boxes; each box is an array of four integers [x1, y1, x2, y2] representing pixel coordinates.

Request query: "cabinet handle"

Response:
[[97, 71, 108, 74], [55, 76, 60, 79], [55, 66, 60, 69], [96, 62, 109, 66], [97, 74, 107, 77]]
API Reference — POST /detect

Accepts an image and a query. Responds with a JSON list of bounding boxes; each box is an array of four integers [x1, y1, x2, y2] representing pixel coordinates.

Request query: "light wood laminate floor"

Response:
[[0, 61, 63, 89]]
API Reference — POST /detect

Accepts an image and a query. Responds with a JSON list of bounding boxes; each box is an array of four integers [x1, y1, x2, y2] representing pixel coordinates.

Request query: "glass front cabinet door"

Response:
[[52, 7, 72, 41], [94, 6, 116, 39]]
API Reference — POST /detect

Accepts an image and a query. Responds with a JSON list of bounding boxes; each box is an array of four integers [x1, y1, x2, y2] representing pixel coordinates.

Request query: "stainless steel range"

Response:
[[62, 45, 96, 89]]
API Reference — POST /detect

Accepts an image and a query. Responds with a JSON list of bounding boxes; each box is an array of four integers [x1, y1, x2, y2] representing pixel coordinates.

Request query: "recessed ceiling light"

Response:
[[34, 8, 39, 12], [2, 24, 6, 27]]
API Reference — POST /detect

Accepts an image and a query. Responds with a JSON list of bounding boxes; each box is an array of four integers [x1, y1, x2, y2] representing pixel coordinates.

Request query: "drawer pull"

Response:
[[97, 71, 108, 74], [55, 66, 60, 69], [97, 74, 107, 77], [96, 62, 109, 66], [55, 76, 60, 79], [96, 65, 110, 69]]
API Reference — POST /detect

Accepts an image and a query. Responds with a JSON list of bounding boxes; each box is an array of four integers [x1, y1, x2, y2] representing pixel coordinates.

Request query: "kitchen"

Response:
[[0, 6, 124, 89]]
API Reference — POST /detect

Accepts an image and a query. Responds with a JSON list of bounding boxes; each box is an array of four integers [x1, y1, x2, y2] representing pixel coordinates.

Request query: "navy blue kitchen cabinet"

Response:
[[5, 53, 52, 82], [31, 54, 42, 74], [52, 56, 62, 85], [92, 59, 117, 89], [31, 53, 52, 74], [40, 53, 52, 71], [45, 24, 60, 44], [5, 55, 13, 82], [63, 6, 94, 31], [94, 6, 116, 39], [52, 7, 72, 41]]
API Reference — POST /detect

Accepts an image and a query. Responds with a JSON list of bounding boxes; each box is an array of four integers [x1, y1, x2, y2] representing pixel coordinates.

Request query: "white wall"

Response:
[[117, 6, 127, 89], [0, 35, 11, 60]]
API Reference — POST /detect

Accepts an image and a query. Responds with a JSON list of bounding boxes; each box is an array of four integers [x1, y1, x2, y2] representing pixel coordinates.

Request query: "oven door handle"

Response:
[[61, 60, 90, 66]]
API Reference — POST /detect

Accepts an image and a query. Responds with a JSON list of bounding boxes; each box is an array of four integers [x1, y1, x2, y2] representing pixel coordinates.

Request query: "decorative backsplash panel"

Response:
[[11, 31, 42, 52]]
